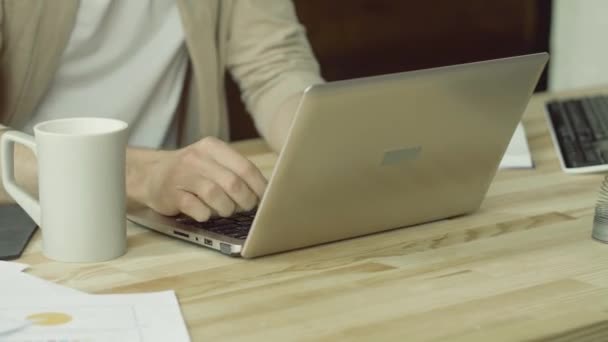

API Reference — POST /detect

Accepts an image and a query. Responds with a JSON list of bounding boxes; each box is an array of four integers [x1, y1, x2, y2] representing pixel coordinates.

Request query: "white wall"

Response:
[[550, 0, 608, 91]]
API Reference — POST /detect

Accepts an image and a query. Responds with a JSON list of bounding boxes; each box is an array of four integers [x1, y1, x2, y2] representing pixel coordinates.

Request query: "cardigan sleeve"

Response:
[[226, 0, 324, 138]]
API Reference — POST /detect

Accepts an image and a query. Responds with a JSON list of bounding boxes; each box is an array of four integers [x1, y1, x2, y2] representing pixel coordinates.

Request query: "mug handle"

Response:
[[1, 131, 41, 226]]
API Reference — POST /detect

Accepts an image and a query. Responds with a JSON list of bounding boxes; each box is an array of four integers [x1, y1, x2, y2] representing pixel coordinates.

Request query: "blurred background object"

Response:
[[227, 0, 552, 140], [549, 0, 608, 91]]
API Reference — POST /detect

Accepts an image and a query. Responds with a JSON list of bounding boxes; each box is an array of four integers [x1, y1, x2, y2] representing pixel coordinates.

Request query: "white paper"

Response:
[[0, 271, 83, 298], [1, 259, 83, 296], [0, 261, 82, 336], [0, 315, 30, 336], [0, 291, 190, 342], [499, 123, 534, 169], [0, 261, 29, 273]]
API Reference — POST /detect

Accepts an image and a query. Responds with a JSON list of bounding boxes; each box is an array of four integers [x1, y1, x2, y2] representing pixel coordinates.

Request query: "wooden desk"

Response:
[[16, 88, 608, 341]]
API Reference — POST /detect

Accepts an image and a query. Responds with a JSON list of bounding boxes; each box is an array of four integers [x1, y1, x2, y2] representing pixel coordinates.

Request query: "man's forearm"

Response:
[[265, 92, 304, 153], [126, 147, 170, 206]]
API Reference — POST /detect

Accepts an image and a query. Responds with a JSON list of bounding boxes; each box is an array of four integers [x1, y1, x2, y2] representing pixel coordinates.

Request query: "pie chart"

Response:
[[26, 312, 73, 326]]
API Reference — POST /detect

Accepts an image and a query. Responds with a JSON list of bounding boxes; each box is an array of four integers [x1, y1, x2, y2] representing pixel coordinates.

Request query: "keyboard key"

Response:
[[174, 209, 256, 240]]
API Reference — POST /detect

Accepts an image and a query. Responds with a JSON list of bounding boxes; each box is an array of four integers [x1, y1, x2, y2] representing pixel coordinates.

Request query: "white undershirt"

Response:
[[27, 0, 188, 148]]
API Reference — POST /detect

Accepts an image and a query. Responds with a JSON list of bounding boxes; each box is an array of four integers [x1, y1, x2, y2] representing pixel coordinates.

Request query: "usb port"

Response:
[[203, 238, 213, 246], [173, 230, 190, 238]]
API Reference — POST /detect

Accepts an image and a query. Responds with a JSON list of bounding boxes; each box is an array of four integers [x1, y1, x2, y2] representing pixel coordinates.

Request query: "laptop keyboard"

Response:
[[546, 95, 608, 168], [174, 209, 257, 240]]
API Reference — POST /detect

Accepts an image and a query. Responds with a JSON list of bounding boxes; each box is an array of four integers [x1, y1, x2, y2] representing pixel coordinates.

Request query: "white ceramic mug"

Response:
[[1, 118, 129, 262]]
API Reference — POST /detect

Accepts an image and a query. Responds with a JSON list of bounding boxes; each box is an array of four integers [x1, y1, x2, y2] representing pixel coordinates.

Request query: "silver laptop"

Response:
[[128, 53, 549, 258]]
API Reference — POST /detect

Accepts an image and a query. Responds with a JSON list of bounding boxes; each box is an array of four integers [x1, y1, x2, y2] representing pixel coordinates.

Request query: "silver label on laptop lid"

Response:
[[381, 146, 422, 166]]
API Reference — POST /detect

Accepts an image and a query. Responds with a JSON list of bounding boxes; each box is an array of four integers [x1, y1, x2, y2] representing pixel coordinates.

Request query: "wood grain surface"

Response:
[[16, 86, 608, 341]]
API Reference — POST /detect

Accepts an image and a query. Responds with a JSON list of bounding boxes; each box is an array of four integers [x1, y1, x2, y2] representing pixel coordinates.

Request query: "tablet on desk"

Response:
[[0, 204, 38, 260]]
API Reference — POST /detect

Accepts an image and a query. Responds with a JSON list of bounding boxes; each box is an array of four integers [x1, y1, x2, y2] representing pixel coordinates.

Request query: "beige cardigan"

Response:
[[0, 0, 323, 145]]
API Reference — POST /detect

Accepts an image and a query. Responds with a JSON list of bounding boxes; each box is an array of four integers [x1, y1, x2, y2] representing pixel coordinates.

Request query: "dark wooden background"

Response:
[[226, 0, 552, 141]]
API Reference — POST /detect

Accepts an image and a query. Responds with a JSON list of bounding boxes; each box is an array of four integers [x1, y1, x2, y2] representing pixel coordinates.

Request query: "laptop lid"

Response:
[[241, 53, 549, 258]]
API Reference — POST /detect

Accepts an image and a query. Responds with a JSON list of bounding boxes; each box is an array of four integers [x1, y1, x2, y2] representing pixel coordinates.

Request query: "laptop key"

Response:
[[207, 224, 240, 233], [173, 209, 255, 240], [584, 149, 600, 164]]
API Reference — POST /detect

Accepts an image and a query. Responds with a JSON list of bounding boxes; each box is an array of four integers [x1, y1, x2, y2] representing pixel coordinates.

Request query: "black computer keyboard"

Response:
[[546, 95, 608, 171], [174, 209, 256, 240]]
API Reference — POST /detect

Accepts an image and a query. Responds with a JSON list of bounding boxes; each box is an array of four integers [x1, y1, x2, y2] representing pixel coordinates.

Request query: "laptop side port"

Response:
[[203, 238, 213, 246], [219, 243, 232, 255], [173, 230, 190, 239]]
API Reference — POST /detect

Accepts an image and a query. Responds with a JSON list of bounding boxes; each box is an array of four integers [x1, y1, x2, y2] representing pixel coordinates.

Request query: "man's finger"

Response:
[[177, 191, 212, 222], [201, 139, 267, 198], [193, 179, 236, 218], [195, 157, 259, 211]]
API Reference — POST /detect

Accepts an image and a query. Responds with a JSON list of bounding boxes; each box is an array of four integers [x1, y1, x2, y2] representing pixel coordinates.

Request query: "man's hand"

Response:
[[128, 137, 267, 221]]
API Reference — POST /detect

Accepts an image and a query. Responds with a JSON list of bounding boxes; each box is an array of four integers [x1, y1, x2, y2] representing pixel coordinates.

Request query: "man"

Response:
[[0, 0, 324, 221]]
